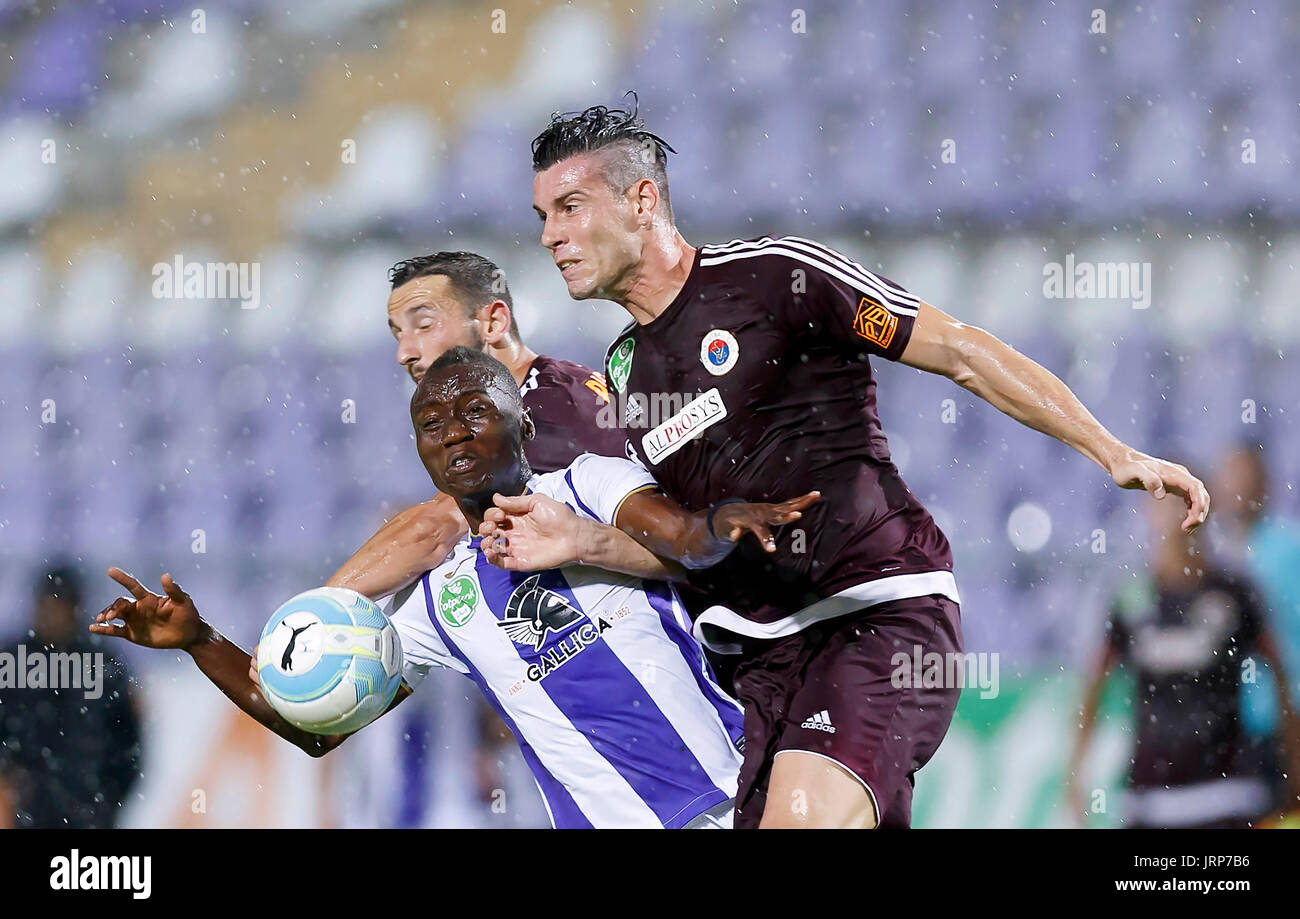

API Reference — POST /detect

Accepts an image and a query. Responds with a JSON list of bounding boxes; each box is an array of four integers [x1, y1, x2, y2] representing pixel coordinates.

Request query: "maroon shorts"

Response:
[[730, 594, 962, 829]]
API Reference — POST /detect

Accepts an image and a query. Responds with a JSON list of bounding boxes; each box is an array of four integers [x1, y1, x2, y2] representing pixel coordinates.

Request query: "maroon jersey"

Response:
[[1108, 571, 1268, 792], [520, 354, 626, 473], [603, 235, 957, 640]]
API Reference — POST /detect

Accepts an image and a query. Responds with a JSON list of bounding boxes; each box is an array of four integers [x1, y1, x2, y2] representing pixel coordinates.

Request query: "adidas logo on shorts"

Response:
[[800, 710, 836, 733]]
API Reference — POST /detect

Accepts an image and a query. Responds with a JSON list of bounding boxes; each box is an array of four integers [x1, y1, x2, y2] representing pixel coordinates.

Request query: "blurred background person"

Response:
[[1067, 498, 1300, 828], [0, 564, 143, 828], [1209, 443, 1300, 751]]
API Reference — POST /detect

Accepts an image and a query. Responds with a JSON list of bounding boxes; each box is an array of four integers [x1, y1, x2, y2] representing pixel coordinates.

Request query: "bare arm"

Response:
[[91, 568, 405, 757], [327, 492, 467, 600], [900, 302, 1210, 531], [612, 491, 803, 569], [1256, 629, 1300, 808], [479, 492, 688, 577], [1066, 639, 1119, 821], [570, 509, 691, 580], [0, 772, 15, 829], [480, 490, 819, 572]]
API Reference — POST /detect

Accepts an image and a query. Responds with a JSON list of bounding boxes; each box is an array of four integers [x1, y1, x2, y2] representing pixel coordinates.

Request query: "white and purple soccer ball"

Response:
[[256, 587, 403, 735]]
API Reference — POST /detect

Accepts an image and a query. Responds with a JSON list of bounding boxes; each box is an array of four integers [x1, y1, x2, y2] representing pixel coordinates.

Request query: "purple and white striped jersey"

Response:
[[385, 453, 745, 828]]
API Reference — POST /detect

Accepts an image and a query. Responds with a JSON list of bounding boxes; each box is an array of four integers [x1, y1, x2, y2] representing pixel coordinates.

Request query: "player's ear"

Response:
[[631, 177, 662, 228], [520, 407, 536, 442], [480, 299, 513, 346]]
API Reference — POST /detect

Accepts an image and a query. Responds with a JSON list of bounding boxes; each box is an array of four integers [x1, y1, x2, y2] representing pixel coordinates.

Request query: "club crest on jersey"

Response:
[[608, 339, 635, 393], [498, 574, 585, 651], [438, 576, 478, 627], [497, 574, 617, 682], [700, 329, 739, 375]]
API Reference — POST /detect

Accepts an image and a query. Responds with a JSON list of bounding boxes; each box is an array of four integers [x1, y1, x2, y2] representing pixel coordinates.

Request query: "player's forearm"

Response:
[[1260, 640, 1300, 797], [327, 493, 467, 600], [1068, 659, 1113, 778], [618, 504, 735, 570], [574, 517, 689, 581], [943, 323, 1125, 473], [0, 772, 16, 828], [186, 621, 341, 757]]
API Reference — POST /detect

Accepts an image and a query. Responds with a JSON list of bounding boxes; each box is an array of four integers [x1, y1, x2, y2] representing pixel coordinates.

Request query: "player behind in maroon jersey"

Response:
[[327, 250, 630, 601], [496, 97, 1211, 829]]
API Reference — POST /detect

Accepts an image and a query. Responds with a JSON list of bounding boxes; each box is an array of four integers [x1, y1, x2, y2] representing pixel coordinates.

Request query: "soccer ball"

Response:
[[256, 586, 403, 735]]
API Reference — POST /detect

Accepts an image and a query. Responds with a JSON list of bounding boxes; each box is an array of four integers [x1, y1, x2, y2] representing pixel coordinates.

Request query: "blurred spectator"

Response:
[[1209, 443, 1300, 736], [0, 563, 143, 828], [1068, 498, 1300, 828]]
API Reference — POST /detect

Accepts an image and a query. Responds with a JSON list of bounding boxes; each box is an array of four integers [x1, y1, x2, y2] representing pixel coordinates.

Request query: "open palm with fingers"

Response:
[[90, 567, 203, 651]]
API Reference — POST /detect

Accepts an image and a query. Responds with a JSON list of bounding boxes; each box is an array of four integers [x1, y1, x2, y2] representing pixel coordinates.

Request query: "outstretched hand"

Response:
[[1109, 449, 1210, 531], [479, 492, 587, 571], [709, 491, 820, 551], [89, 567, 203, 650]]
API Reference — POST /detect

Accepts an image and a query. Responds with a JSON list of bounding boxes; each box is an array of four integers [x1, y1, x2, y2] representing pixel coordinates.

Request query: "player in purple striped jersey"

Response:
[[317, 250, 681, 814], [327, 251, 629, 603], [90, 348, 815, 827], [509, 97, 1211, 829]]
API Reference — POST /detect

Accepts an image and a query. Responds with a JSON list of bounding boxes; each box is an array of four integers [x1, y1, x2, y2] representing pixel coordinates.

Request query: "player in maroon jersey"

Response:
[[327, 250, 630, 601], [1068, 496, 1300, 828], [496, 99, 1210, 829]]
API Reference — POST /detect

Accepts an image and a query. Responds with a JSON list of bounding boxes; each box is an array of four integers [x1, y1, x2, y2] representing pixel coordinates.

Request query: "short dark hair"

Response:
[[388, 251, 519, 340], [413, 345, 522, 414], [531, 92, 677, 222]]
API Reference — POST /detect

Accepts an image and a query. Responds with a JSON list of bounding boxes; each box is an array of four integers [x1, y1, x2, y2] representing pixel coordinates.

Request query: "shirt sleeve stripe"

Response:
[[699, 235, 920, 313], [612, 483, 661, 528], [781, 235, 919, 302], [699, 243, 920, 317]]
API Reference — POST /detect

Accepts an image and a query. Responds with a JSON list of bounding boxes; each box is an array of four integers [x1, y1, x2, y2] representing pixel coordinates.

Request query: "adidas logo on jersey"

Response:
[[800, 710, 836, 733]]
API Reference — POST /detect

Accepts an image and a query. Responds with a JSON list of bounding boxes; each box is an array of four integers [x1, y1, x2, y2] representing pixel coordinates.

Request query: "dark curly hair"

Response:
[[531, 92, 677, 222]]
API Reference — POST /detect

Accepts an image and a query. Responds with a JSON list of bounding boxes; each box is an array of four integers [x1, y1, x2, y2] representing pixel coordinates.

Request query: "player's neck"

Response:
[[457, 466, 532, 532], [1156, 551, 1205, 589], [488, 337, 540, 386], [618, 231, 695, 325]]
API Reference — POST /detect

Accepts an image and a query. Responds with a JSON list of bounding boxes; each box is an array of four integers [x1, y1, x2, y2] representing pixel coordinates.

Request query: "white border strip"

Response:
[[692, 570, 960, 654]]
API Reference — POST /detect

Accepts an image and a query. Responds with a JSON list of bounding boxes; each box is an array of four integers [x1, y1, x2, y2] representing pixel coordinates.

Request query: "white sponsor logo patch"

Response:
[[641, 388, 727, 465]]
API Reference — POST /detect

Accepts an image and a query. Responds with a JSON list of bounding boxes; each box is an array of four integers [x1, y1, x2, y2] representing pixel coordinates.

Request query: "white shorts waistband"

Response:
[[692, 570, 961, 654]]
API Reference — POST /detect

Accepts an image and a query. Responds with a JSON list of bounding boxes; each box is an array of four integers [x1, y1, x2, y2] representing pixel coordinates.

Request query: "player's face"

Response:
[[388, 276, 485, 384], [533, 154, 641, 301], [1214, 449, 1266, 521], [411, 365, 525, 497]]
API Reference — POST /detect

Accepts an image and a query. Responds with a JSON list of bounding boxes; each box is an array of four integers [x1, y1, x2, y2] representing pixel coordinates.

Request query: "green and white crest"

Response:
[[438, 576, 479, 627], [608, 339, 635, 393]]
